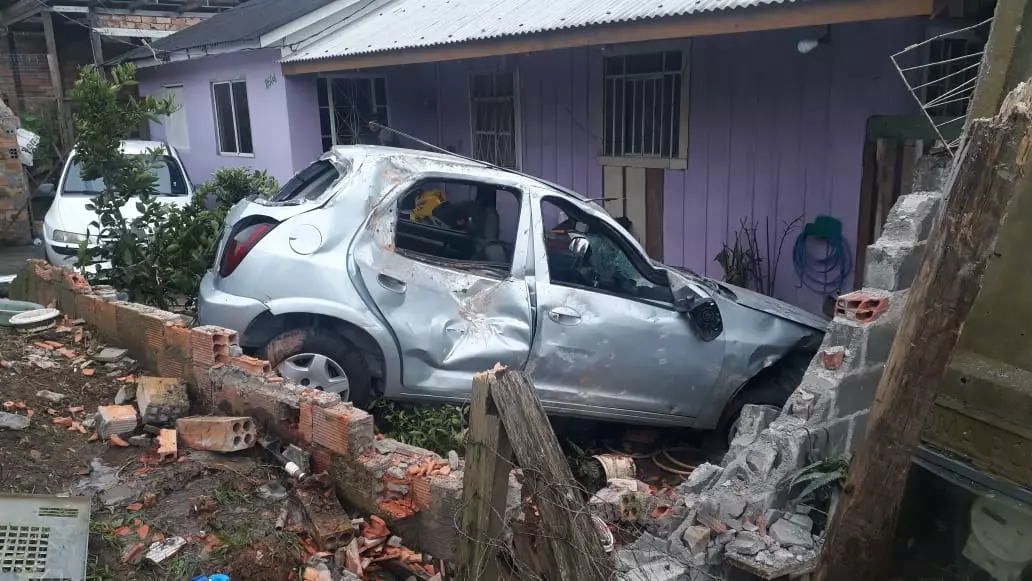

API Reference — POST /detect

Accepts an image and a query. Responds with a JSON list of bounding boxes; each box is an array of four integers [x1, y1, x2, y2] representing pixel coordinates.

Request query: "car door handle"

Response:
[[377, 273, 407, 294], [548, 306, 582, 325]]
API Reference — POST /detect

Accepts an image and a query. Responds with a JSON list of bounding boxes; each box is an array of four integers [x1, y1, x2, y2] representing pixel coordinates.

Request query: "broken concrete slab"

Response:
[[681, 525, 710, 555], [128, 434, 153, 447], [36, 389, 66, 403], [677, 463, 723, 495], [619, 557, 688, 581], [114, 384, 133, 405], [769, 518, 815, 549], [0, 411, 30, 430], [728, 531, 764, 556], [96, 405, 138, 439], [176, 416, 257, 452], [745, 443, 778, 479], [136, 377, 189, 424], [93, 347, 128, 363]]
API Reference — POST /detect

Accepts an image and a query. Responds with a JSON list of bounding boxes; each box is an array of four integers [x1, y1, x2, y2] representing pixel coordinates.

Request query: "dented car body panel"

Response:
[[199, 145, 826, 429]]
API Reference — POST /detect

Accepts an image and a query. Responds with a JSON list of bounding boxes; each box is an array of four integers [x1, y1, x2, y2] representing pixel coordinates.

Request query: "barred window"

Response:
[[603, 51, 684, 159], [470, 71, 519, 169]]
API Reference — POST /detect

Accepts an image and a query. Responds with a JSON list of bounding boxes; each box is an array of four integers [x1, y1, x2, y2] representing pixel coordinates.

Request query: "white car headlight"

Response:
[[51, 230, 87, 244]]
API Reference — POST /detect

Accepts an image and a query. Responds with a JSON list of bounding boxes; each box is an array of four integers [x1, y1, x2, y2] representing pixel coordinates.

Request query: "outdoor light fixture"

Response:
[[797, 29, 830, 54]]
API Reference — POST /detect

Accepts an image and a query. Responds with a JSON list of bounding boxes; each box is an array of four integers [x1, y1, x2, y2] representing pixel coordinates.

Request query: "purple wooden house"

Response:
[[125, 0, 983, 313]]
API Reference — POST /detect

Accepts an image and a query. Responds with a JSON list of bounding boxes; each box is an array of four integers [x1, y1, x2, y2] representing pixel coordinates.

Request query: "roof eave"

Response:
[[123, 38, 264, 68], [281, 0, 934, 73]]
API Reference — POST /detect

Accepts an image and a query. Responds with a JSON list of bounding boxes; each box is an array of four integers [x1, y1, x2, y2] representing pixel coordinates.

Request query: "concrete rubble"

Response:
[[610, 155, 951, 581]]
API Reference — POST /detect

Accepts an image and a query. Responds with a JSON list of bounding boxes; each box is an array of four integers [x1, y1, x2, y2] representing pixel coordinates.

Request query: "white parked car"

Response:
[[41, 140, 193, 271]]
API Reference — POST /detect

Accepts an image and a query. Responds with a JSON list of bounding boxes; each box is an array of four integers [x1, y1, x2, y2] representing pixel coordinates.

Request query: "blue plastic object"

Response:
[[191, 575, 229, 581]]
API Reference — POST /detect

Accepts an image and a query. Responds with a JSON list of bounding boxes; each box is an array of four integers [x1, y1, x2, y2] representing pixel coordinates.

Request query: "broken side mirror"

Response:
[[35, 183, 55, 199], [568, 236, 590, 258], [675, 295, 724, 342]]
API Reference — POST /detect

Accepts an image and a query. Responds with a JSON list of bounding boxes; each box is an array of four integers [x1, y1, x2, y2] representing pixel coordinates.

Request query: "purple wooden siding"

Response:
[[379, 18, 922, 313]]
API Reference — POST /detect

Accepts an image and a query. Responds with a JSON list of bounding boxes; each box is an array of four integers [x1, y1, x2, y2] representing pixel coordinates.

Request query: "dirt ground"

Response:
[[0, 325, 307, 581]]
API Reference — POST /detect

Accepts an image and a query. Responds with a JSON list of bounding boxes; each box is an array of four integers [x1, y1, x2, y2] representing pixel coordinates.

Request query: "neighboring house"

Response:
[[124, 0, 990, 313], [0, 0, 249, 123]]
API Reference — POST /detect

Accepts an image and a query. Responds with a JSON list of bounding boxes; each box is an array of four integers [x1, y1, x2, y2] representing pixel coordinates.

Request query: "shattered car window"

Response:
[[394, 179, 521, 275], [542, 197, 672, 304], [271, 160, 340, 203]]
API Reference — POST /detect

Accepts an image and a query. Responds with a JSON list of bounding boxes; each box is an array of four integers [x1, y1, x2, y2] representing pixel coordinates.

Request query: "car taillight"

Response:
[[218, 220, 276, 277]]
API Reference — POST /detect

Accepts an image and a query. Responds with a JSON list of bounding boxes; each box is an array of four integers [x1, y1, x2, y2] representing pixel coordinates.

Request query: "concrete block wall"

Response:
[[10, 259, 467, 561]]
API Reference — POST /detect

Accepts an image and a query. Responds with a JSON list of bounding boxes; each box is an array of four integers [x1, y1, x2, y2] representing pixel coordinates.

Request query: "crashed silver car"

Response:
[[198, 146, 825, 440]]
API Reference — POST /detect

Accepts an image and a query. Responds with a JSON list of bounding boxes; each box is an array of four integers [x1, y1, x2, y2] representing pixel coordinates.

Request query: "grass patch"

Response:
[[212, 483, 249, 507], [85, 555, 114, 581], [89, 517, 124, 546], [163, 554, 203, 581], [369, 399, 467, 456]]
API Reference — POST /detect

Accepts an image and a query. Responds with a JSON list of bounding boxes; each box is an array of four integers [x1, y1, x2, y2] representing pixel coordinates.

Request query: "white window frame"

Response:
[[468, 69, 523, 170], [161, 84, 189, 152], [211, 79, 254, 157], [318, 74, 390, 148], [596, 41, 691, 170]]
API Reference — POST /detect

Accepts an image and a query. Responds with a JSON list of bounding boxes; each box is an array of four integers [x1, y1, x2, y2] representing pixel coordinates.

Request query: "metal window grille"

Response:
[[318, 77, 390, 151], [603, 51, 683, 159], [470, 71, 519, 169]]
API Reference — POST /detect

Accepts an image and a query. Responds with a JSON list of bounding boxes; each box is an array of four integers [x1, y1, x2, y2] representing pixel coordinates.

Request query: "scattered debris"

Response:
[[93, 347, 128, 363], [0, 411, 30, 430], [176, 416, 256, 452], [128, 434, 153, 447], [96, 405, 139, 439], [36, 389, 66, 403], [295, 485, 355, 551], [144, 536, 187, 564], [156, 428, 177, 461], [136, 376, 189, 424], [109, 434, 130, 448]]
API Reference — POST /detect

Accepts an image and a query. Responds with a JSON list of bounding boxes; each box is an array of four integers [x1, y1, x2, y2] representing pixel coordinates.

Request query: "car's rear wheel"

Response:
[[263, 329, 372, 407]]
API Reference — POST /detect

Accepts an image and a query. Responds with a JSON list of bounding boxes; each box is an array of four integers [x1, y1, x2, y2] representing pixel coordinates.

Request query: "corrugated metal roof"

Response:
[[283, 0, 805, 62]]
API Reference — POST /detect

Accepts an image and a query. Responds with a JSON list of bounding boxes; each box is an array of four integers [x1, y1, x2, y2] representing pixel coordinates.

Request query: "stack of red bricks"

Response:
[[11, 259, 468, 561]]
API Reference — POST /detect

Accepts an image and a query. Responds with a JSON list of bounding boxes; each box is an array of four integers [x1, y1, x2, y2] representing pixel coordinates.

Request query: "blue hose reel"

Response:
[[792, 215, 852, 295]]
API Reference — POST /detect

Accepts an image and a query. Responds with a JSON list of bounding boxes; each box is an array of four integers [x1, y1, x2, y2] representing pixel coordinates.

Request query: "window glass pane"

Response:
[[271, 160, 340, 202], [63, 155, 187, 196], [317, 78, 328, 107], [495, 72, 514, 97], [472, 73, 494, 98], [605, 56, 623, 75], [374, 77, 388, 106], [232, 81, 253, 154], [664, 50, 682, 71], [625, 53, 664, 75], [213, 83, 237, 154], [540, 197, 670, 302]]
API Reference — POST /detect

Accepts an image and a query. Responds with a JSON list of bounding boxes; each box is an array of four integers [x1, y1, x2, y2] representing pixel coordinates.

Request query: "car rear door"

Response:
[[527, 192, 725, 422], [351, 174, 535, 401]]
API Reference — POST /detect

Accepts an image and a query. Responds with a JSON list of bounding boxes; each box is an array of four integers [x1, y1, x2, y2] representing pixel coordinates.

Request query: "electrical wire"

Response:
[[792, 228, 852, 294], [604, 442, 699, 476]]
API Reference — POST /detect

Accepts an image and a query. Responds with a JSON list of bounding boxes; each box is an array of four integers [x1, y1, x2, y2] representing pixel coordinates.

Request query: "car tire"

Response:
[[262, 328, 373, 408], [717, 351, 812, 449]]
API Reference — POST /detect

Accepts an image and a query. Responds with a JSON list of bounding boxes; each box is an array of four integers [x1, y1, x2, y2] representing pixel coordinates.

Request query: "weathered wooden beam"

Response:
[[967, 0, 1032, 121], [88, 4, 104, 67], [1, 0, 44, 27], [40, 10, 72, 148], [457, 367, 514, 581], [815, 79, 1032, 581], [486, 367, 611, 581]]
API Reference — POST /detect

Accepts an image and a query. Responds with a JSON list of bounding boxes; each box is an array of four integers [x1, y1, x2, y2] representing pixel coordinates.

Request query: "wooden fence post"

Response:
[[815, 80, 1032, 580], [458, 367, 515, 581], [458, 366, 612, 581]]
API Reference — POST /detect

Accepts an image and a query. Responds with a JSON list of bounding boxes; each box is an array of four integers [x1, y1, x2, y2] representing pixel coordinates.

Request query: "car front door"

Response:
[[527, 193, 725, 423], [352, 175, 534, 400]]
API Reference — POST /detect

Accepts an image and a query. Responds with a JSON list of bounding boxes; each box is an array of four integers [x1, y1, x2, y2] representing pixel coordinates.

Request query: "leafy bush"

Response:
[[369, 399, 467, 456], [69, 64, 277, 311]]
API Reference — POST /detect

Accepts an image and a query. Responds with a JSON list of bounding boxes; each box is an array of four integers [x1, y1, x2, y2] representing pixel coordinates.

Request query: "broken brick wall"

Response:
[[0, 97, 30, 244], [10, 260, 468, 561]]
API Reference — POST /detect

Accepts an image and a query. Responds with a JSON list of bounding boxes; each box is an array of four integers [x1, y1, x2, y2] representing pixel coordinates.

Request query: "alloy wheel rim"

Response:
[[277, 353, 350, 399]]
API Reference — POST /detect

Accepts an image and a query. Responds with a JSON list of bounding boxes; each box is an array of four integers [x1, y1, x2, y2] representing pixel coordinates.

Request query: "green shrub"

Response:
[[69, 64, 277, 311]]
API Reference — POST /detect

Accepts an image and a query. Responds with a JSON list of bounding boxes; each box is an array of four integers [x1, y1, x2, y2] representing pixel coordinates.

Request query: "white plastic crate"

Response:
[[0, 494, 90, 581]]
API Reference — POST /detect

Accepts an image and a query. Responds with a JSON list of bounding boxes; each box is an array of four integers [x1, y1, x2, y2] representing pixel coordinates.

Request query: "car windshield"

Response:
[[62, 154, 189, 196]]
